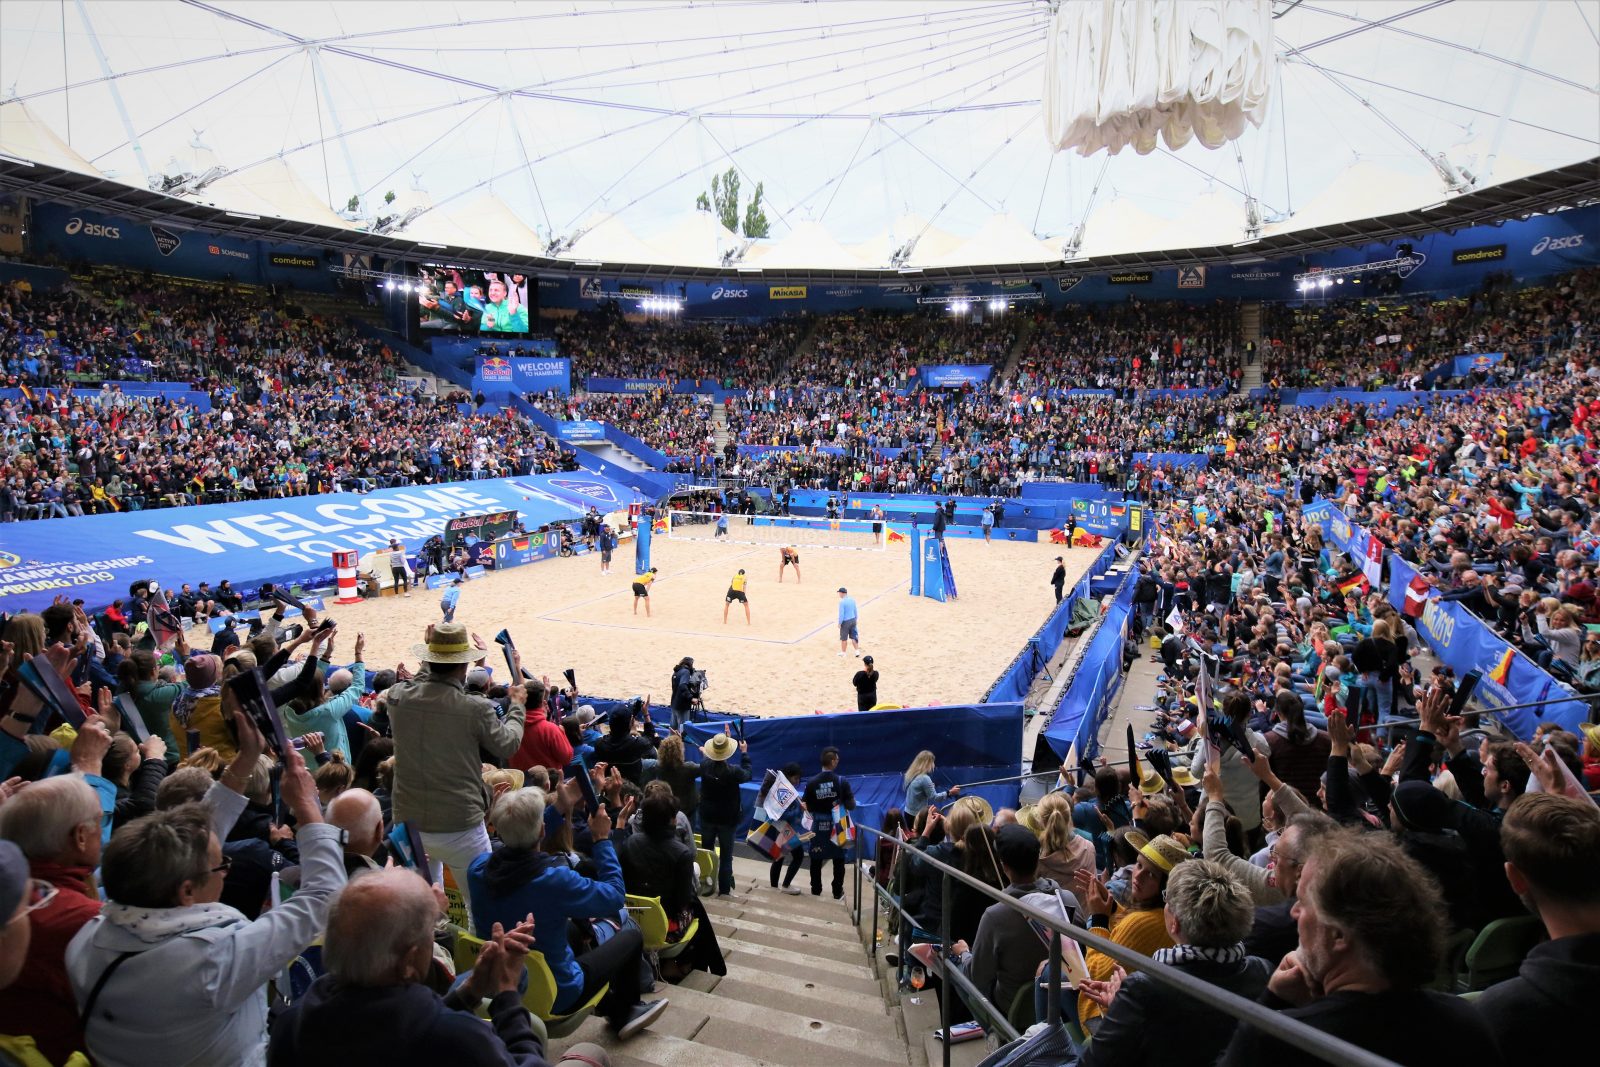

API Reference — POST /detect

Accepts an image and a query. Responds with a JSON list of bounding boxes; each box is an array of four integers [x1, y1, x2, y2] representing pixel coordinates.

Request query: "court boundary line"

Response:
[[538, 544, 912, 647]]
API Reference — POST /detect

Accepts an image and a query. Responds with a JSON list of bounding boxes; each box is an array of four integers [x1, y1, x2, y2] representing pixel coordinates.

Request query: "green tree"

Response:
[[345, 194, 361, 213], [742, 181, 769, 238], [711, 168, 740, 233]]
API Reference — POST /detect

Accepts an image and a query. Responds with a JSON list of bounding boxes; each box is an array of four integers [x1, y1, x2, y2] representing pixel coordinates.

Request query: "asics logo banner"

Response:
[[65, 217, 120, 239], [1531, 234, 1583, 255]]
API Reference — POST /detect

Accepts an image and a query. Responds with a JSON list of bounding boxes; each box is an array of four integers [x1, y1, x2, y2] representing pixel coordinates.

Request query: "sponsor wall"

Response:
[[0, 472, 641, 614], [535, 206, 1596, 315], [29, 202, 339, 291], [20, 196, 1591, 321], [471, 354, 571, 397]]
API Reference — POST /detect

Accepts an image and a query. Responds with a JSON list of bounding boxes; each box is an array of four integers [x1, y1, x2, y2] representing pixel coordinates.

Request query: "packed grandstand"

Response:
[[0, 3, 1597, 1067]]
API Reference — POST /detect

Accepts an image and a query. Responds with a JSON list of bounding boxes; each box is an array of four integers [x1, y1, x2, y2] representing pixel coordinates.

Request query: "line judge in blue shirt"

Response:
[[837, 587, 861, 658]]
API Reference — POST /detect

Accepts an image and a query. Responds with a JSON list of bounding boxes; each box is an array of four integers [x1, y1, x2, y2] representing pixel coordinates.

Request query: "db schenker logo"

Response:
[[480, 357, 512, 381]]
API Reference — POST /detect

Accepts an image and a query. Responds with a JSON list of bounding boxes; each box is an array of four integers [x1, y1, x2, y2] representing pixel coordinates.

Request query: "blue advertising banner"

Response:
[[1450, 351, 1505, 376], [584, 377, 673, 394], [28, 202, 338, 292], [556, 420, 606, 442], [474, 355, 570, 396], [919, 364, 994, 388], [0, 472, 638, 614], [490, 530, 564, 569]]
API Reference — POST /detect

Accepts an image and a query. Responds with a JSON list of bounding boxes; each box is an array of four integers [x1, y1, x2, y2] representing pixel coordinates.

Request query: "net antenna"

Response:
[[665, 509, 890, 552]]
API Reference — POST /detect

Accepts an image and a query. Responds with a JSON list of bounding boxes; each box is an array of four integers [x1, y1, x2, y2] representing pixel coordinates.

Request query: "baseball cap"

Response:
[[1054, 556, 1063, 562], [863, 655, 874, 664], [993, 823, 1040, 872], [466, 666, 491, 689], [837, 587, 848, 593]]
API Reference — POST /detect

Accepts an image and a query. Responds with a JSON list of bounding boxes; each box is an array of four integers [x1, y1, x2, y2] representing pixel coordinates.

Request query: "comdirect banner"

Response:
[[919, 364, 993, 388], [0, 472, 639, 613]]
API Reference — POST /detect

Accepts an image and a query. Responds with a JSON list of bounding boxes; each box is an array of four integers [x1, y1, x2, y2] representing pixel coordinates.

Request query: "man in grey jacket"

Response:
[[949, 823, 1058, 1014], [389, 622, 529, 907], [66, 706, 345, 1067]]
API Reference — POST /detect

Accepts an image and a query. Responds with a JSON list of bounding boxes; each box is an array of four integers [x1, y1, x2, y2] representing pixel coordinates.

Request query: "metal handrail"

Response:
[[850, 824, 1404, 1067]]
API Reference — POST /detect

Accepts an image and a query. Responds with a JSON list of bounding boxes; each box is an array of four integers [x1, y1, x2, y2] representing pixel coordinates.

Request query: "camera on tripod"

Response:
[[686, 669, 709, 698]]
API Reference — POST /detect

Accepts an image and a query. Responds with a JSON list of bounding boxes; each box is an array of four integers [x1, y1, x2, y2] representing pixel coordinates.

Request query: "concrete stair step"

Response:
[[900, 988, 991, 1067], [687, 971, 891, 1032], [694, 1016, 905, 1067], [702, 898, 862, 943], [718, 916, 869, 966], [720, 944, 882, 996], [654, 983, 905, 1063], [551, 1029, 775, 1067]]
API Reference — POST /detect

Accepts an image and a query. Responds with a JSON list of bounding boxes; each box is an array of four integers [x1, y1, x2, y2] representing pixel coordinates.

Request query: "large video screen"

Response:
[[416, 266, 531, 334]]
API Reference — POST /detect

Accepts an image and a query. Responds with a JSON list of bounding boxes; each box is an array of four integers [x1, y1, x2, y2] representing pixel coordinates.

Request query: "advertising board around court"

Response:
[[0, 472, 640, 614]]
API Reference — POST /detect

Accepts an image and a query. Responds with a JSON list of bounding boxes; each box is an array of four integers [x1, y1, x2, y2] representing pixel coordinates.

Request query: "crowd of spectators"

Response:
[[552, 306, 805, 388], [0, 259, 1597, 1066], [789, 310, 1017, 389], [0, 274, 578, 519], [1010, 298, 1241, 393], [869, 296, 1600, 1061], [0, 601, 779, 1064], [1260, 270, 1596, 388]]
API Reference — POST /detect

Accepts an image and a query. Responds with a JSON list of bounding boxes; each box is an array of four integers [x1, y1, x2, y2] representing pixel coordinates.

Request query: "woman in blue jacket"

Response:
[[468, 786, 667, 1039]]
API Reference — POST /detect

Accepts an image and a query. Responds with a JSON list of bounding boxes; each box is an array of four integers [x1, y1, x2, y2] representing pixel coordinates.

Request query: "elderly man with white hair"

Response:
[[283, 632, 368, 761], [0, 775, 109, 1064], [326, 788, 387, 881], [267, 867, 609, 1067]]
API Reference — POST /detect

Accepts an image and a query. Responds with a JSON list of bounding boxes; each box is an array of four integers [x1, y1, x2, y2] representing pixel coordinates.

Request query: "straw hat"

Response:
[[701, 734, 739, 762], [1125, 831, 1192, 874], [411, 622, 482, 664], [950, 793, 994, 826]]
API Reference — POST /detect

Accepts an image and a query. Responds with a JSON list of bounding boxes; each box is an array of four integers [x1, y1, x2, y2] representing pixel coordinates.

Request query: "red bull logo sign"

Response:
[[480, 356, 513, 381]]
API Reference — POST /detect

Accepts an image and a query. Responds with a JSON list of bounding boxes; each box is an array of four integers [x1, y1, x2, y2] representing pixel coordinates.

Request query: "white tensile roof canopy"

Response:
[[0, 1, 1595, 269]]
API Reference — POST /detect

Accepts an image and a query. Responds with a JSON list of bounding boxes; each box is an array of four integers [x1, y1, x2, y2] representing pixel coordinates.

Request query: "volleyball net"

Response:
[[664, 510, 890, 552]]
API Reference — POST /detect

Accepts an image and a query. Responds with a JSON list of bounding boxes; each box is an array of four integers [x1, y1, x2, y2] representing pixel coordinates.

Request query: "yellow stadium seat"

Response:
[[453, 930, 609, 1037], [626, 894, 697, 960], [695, 849, 717, 895]]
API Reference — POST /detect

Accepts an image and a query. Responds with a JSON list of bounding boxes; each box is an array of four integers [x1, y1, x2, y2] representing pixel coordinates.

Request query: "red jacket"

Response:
[[509, 705, 573, 774], [0, 860, 100, 1064]]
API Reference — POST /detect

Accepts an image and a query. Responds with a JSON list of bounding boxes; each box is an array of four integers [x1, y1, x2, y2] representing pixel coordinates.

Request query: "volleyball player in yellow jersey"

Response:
[[632, 567, 658, 616], [724, 568, 751, 624], [779, 545, 801, 583]]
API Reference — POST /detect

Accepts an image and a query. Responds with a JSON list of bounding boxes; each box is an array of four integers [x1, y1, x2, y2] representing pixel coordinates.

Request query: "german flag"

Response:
[[1488, 646, 1514, 687], [1336, 573, 1369, 597]]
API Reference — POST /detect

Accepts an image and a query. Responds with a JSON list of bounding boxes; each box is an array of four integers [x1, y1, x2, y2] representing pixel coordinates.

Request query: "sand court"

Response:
[[264, 536, 1101, 717]]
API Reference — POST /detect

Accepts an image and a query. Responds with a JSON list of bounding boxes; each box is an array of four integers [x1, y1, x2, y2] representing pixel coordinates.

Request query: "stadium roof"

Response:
[[0, 1, 1596, 276]]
